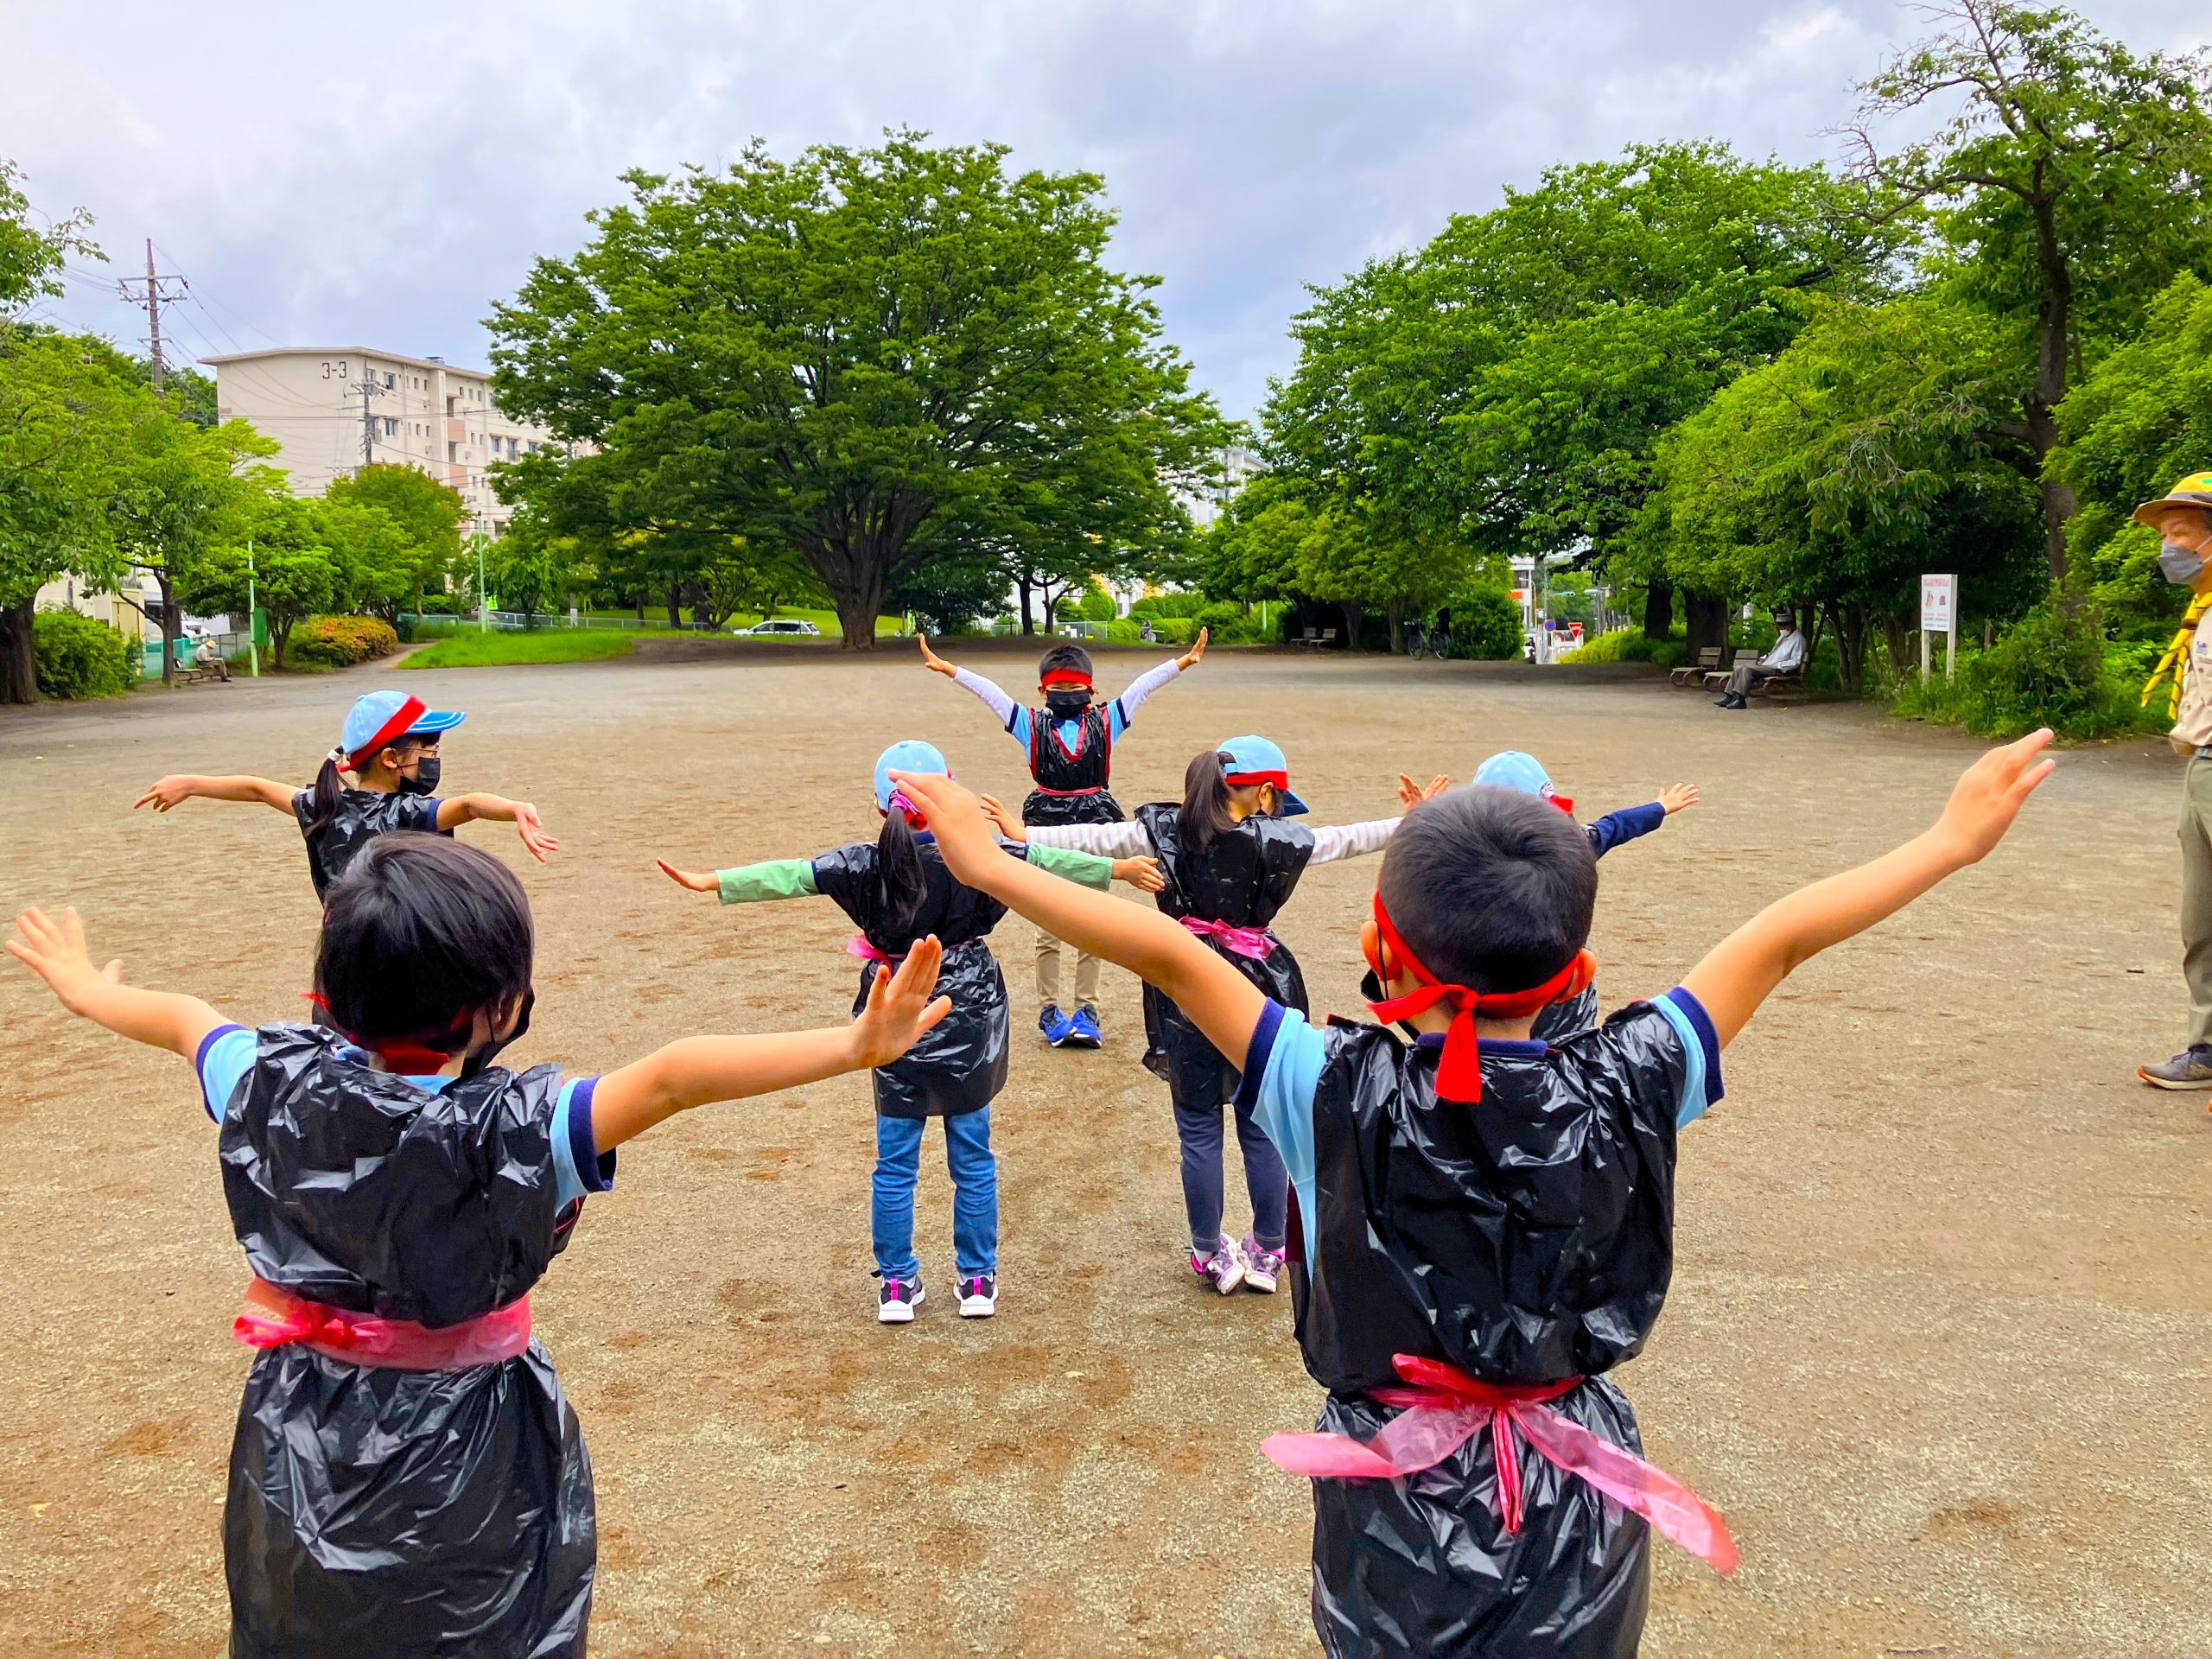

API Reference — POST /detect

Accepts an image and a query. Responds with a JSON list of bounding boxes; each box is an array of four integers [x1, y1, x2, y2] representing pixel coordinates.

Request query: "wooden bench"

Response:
[[1669, 646, 1721, 687], [1290, 627, 1339, 648], [1703, 649, 1761, 692]]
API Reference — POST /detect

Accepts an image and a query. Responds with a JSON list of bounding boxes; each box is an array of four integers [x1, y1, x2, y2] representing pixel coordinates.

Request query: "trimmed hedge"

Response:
[[33, 608, 138, 699], [290, 616, 399, 668]]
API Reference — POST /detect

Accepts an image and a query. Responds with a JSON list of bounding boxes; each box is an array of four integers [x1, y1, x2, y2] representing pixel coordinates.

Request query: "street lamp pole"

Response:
[[245, 539, 258, 677]]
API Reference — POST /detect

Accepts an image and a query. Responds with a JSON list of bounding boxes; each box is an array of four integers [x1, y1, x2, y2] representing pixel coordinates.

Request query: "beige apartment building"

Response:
[[201, 346, 565, 536]]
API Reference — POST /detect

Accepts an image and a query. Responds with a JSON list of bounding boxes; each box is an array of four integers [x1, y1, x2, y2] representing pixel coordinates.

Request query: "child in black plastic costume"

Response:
[[987, 735, 1446, 1297], [889, 730, 2054, 1659], [136, 688, 558, 899], [1471, 750, 1701, 1041], [919, 631, 1208, 1049], [657, 740, 1163, 1324], [5, 836, 947, 1659]]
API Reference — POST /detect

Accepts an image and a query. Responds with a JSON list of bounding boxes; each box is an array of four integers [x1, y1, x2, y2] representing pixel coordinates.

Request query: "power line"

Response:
[[116, 239, 188, 392]]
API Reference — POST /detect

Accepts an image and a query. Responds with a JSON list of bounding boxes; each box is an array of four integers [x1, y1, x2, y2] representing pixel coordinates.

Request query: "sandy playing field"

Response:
[[1, 642, 2207, 1658]]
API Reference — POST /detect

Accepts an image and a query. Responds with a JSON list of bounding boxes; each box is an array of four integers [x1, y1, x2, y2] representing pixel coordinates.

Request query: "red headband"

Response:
[[302, 992, 469, 1074], [1544, 791, 1576, 816], [1040, 670, 1093, 690], [1224, 768, 1289, 792], [1366, 893, 1594, 1102], [341, 696, 428, 772]]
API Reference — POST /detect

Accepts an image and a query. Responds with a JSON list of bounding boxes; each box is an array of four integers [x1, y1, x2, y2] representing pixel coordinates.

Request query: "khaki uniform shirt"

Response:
[[2171, 613, 2212, 753]]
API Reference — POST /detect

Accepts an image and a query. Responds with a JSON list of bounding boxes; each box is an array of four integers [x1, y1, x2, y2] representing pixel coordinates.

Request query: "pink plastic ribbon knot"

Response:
[[1262, 1353, 1738, 1576], [232, 1281, 533, 1372], [1179, 915, 1278, 960]]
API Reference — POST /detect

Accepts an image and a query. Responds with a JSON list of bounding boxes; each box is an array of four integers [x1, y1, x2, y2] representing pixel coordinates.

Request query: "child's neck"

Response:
[[1403, 1012, 1538, 1041]]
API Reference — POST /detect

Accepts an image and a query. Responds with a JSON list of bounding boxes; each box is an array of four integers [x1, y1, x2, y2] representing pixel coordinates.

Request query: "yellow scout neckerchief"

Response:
[[2145, 593, 2212, 721]]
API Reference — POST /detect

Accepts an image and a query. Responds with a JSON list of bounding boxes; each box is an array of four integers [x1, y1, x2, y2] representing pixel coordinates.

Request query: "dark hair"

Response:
[[305, 733, 428, 847], [874, 806, 931, 943], [1376, 785, 1597, 993], [1179, 748, 1242, 853], [1037, 643, 1093, 684], [315, 832, 534, 1054]]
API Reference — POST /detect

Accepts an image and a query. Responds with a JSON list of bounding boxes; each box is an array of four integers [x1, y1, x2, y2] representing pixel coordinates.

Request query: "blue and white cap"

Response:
[[874, 739, 950, 812], [337, 690, 465, 770], [1474, 750, 1574, 815], [1218, 733, 1309, 816]]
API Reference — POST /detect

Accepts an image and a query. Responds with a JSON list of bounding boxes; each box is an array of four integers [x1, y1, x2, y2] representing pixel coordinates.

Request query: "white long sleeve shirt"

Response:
[[1023, 815, 1402, 865], [951, 658, 1183, 750]]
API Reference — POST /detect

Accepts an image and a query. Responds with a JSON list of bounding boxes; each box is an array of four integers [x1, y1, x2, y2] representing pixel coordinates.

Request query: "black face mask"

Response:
[[397, 755, 442, 796], [459, 988, 534, 1081], [1045, 690, 1092, 721]]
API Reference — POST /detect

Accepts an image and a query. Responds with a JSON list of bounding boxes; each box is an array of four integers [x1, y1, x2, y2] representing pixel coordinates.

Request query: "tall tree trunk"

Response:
[[664, 582, 683, 630], [1339, 602, 1364, 649], [1682, 591, 1729, 660], [834, 572, 886, 652], [1877, 608, 1912, 685], [1386, 595, 1406, 655], [1832, 601, 1871, 696], [2026, 200, 2075, 582], [1642, 581, 1674, 640], [0, 597, 38, 705], [1016, 575, 1034, 635], [632, 593, 645, 622]]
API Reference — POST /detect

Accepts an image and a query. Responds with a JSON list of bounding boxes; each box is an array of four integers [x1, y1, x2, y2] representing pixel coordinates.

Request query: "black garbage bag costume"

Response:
[[1135, 802, 1315, 1106], [1021, 701, 1123, 828], [289, 787, 448, 900], [217, 1024, 596, 1658], [1278, 1005, 1707, 1658], [810, 839, 1016, 1118]]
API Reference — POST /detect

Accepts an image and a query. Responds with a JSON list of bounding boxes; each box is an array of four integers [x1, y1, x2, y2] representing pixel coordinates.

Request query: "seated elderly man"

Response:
[[192, 636, 231, 683], [1713, 613, 1805, 709]]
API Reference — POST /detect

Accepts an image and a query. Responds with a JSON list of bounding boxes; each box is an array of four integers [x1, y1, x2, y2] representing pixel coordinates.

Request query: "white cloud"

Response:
[[4, 0, 2205, 418]]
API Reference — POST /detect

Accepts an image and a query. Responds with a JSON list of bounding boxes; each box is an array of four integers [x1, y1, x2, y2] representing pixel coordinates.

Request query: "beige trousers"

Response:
[[2180, 757, 2212, 1048], [1034, 926, 1102, 1012]]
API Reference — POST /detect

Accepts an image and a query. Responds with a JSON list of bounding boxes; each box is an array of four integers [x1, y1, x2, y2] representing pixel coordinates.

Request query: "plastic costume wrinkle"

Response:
[[1285, 1007, 1688, 1657], [1135, 802, 1315, 1109], [1021, 701, 1122, 826], [289, 787, 449, 899], [810, 838, 1014, 1118], [216, 1024, 594, 1658], [1532, 984, 1602, 1044]]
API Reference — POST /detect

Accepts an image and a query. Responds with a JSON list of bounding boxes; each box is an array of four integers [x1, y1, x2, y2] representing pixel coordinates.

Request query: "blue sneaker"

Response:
[[1039, 1004, 1074, 1045], [1063, 1007, 1103, 1049]]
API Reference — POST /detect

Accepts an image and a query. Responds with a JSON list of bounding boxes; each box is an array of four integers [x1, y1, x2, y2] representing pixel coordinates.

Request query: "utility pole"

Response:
[[117, 239, 188, 395], [350, 375, 389, 469]]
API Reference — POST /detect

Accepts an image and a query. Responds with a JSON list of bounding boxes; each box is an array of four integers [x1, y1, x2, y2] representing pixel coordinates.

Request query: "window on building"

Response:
[[383, 417, 397, 435], [448, 442, 458, 462], [383, 372, 396, 389], [446, 397, 456, 418]]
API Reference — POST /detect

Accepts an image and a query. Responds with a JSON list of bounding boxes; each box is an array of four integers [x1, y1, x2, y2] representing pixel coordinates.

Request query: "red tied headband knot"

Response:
[[302, 992, 471, 1074], [1365, 893, 1595, 1102], [1039, 670, 1094, 691]]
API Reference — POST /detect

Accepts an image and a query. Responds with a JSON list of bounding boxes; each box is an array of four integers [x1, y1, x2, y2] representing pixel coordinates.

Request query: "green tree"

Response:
[[327, 462, 467, 618], [489, 131, 1224, 649], [0, 159, 96, 320], [182, 489, 340, 666], [1847, 0, 2212, 578]]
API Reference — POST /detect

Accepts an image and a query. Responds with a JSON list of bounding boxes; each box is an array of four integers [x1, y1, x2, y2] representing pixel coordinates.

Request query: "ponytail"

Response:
[[1179, 749, 1240, 854], [305, 749, 347, 847], [874, 806, 931, 944]]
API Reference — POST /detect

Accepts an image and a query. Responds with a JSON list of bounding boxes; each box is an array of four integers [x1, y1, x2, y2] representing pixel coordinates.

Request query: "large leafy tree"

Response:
[[182, 488, 340, 667], [489, 132, 1225, 648], [1847, 0, 2212, 579], [326, 462, 467, 620]]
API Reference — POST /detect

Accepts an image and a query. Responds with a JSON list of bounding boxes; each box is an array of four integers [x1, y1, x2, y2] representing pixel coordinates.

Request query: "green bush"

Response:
[[1561, 626, 1688, 671], [1130, 592, 1212, 620], [1901, 584, 2164, 741], [289, 615, 400, 668], [1443, 588, 1524, 661], [33, 608, 137, 699]]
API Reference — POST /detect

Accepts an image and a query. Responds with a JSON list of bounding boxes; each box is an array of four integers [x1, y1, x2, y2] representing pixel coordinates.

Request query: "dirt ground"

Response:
[[2, 642, 2208, 1659]]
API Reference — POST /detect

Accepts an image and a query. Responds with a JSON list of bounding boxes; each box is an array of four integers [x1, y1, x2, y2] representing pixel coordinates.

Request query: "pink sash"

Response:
[[1179, 915, 1278, 960], [232, 1280, 533, 1372]]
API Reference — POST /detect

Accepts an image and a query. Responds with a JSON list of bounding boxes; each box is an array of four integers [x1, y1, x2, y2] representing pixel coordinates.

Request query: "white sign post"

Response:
[[1920, 574, 1957, 680]]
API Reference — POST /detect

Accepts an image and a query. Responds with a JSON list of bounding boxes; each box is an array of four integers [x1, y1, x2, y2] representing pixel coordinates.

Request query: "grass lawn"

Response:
[[399, 630, 639, 670], [582, 607, 906, 638]]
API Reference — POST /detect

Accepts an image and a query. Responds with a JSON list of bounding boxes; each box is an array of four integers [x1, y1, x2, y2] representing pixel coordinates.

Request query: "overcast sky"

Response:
[[5, 2, 2205, 422]]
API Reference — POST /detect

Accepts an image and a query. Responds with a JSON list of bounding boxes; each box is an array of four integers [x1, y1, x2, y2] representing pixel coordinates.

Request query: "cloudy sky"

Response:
[[5, 2, 2205, 421]]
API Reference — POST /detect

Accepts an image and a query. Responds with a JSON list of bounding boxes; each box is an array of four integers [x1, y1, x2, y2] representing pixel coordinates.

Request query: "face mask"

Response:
[[2160, 541, 2207, 587], [1045, 690, 1091, 721], [459, 988, 534, 1081], [397, 754, 442, 796]]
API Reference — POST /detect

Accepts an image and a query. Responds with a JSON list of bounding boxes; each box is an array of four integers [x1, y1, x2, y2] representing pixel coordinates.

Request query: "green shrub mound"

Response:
[[290, 616, 400, 668], [33, 609, 137, 699], [1443, 588, 1528, 661]]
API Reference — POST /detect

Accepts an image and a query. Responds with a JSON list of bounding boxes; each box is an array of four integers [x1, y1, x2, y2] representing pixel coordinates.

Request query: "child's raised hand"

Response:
[[135, 776, 196, 812], [5, 906, 123, 1014], [656, 858, 718, 893], [979, 794, 1027, 842], [1177, 626, 1210, 671], [1397, 772, 1451, 810], [1935, 728, 2056, 864], [918, 639, 957, 677], [1114, 855, 1167, 893], [513, 803, 560, 862], [1656, 783, 1701, 815], [852, 936, 952, 1066]]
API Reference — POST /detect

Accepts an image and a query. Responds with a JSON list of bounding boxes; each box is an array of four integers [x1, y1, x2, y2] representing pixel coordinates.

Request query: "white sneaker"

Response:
[[1189, 1236, 1245, 1294], [877, 1276, 924, 1324], [957, 1274, 997, 1318]]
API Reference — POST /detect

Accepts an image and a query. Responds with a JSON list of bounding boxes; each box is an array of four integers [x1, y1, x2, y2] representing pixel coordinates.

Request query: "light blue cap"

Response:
[[338, 689, 463, 764], [874, 739, 949, 810], [1217, 733, 1309, 816], [1475, 750, 1555, 798]]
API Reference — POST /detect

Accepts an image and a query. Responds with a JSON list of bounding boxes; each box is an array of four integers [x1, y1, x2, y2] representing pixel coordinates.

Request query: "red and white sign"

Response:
[[1920, 574, 1955, 634]]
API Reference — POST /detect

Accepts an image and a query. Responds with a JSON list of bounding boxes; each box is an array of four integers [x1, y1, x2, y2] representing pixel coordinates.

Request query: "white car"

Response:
[[732, 618, 821, 636]]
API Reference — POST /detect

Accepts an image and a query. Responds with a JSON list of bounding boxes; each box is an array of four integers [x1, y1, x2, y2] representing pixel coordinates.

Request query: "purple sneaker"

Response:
[[877, 1276, 924, 1325], [1239, 1236, 1286, 1294], [957, 1274, 997, 1318], [1189, 1236, 1244, 1294]]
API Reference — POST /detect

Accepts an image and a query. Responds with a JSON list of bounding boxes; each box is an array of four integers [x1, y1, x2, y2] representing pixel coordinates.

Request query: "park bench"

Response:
[[1669, 646, 1721, 687], [1703, 649, 1760, 693], [1290, 627, 1339, 649]]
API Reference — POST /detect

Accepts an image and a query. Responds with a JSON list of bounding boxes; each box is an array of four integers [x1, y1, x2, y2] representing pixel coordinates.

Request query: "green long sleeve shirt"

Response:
[[715, 841, 1115, 904]]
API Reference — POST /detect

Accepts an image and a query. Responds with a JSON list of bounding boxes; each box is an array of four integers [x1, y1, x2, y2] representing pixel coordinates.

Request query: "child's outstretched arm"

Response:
[[438, 794, 559, 863], [893, 770, 1264, 1062], [1681, 732, 2053, 1047], [590, 939, 951, 1147], [7, 906, 225, 1058], [136, 774, 296, 816], [657, 855, 821, 903]]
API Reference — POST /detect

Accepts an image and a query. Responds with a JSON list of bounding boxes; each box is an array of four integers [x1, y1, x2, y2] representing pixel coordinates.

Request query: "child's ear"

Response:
[[1359, 917, 1384, 981]]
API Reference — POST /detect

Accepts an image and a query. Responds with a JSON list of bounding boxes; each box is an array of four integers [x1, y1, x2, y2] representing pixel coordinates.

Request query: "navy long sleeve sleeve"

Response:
[[1584, 801, 1667, 860]]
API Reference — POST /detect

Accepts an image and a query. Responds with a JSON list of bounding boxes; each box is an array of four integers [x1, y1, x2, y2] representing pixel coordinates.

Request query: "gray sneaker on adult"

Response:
[[2139, 1046, 2212, 1089]]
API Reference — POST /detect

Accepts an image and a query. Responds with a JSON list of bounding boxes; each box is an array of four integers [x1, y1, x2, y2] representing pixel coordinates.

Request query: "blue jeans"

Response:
[[1171, 1093, 1288, 1256], [872, 1109, 997, 1282]]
